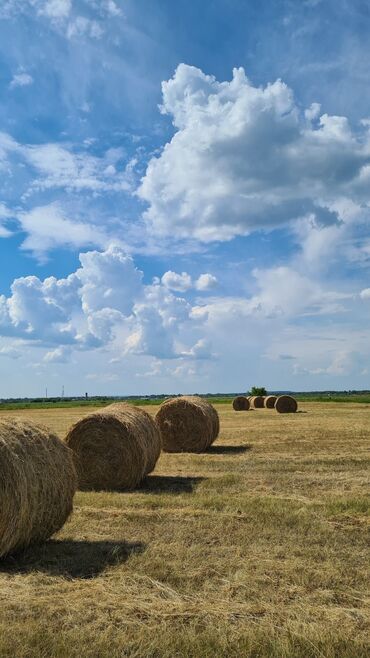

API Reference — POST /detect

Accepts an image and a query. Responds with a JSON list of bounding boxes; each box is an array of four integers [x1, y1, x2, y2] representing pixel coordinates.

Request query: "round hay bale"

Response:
[[251, 396, 264, 409], [0, 418, 76, 558], [65, 404, 161, 491], [275, 395, 298, 413], [232, 396, 250, 411], [264, 395, 277, 409], [106, 403, 161, 475], [156, 396, 219, 453]]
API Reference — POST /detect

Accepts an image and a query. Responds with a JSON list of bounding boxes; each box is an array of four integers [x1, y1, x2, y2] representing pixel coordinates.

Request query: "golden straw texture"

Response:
[[156, 396, 219, 453], [232, 396, 250, 411], [0, 418, 76, 558], [65, 404, 161, 491]]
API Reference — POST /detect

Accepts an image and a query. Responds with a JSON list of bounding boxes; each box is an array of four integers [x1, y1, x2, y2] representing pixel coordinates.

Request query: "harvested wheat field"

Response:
[[0, 402, 369, 658]]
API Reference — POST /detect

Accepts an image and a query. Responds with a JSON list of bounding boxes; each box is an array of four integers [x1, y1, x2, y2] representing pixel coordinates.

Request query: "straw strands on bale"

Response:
[[232, 396, 250, 411], [264, 395, 277, 409], [275, 395, 298, 413], [156, 396, 219, 453], [65, 404, 161, 491], [107, 403, 161, 475], [250, 396, 264, 409], [0, 418, 76, 558]]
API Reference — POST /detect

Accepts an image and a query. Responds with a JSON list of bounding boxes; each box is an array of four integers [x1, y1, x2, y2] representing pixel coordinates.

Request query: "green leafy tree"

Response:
[[249, 386, 267, 396]]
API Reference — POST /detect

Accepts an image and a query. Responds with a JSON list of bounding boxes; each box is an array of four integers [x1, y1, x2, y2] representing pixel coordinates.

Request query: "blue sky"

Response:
[[1, 0, 370, 397]]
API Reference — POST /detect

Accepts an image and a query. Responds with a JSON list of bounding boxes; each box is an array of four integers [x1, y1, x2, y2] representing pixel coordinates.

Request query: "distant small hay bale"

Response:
[[275, 395, 298, 413], [264, 396, 277, 409], [251, 396, 264, 409], [0, 418, 76, 558], [232, 396, 250, 411], [156, 396, 219, 453], [65, 404, 161, 491]]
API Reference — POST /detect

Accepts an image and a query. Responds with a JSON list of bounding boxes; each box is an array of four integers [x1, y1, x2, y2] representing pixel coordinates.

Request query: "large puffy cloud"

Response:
[[0, 241, 368, 391], [0, 244, 206, 360], [77, 244, 143, 315], [138, 64, 370, 242], [124, 281, 192, 358]]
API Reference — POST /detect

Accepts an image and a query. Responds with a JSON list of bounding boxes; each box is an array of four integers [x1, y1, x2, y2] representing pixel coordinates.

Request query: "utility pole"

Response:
[[45, 387, 48, 399], [62, 385, 64, 399]]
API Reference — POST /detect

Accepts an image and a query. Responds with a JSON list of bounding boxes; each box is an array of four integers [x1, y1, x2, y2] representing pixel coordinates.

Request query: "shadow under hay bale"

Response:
[[275, 395, 298, 413], [206, 444, 252, 454], [65, 403, 161, 491], [137, 475, 205, 494], [0, 418, 77, 559], [156, 396, 219, 453], [0, 539, 145, 579], [264, 395, 277, 409], [232, 396, 250, 411]]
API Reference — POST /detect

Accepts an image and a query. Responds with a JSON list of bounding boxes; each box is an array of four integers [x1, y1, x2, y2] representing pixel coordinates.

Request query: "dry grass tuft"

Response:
[[0, 418, 76, 558], [156, 396, 219, 452], [0, 402, 368, 657], [65, 404, 161, 491], [232, 396, 250, 411]]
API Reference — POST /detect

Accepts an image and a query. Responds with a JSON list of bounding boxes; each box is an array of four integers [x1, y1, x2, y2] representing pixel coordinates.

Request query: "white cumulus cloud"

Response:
[[161, 270, 192, 291], [138, 64, 370, 243], [360, 288, 370, 300], [195, 273, 218, 291]]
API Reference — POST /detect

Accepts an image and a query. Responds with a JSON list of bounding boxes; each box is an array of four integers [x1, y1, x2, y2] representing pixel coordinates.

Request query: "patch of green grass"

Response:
[[2, 392, 370, 410], [0, 396, 235, 410]]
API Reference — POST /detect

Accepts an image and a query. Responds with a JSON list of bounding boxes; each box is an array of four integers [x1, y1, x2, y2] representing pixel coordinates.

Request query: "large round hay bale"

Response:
[[251, 396, 264, 409], [0, 418, 76, 558], [264, 395, 277, 409], [232, 396, 250, 411], [156, 396, 219, 453], [65, 404, 161, 491], [275, 395, 298, 413], [106, 403, 161, 475]]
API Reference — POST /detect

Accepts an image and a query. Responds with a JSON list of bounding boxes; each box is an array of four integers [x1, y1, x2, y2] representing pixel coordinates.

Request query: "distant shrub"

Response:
[[249, 386, 267, 396]]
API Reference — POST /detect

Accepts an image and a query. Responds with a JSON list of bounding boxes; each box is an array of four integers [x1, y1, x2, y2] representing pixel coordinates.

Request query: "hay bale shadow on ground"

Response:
[[138, 475, 205, 494], [0, 539, 146, 579], [206, 444, 252, 454]]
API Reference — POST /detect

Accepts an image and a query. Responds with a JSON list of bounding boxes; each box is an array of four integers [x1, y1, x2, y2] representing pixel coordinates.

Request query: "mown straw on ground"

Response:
[[0, 402, 368, 658]]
